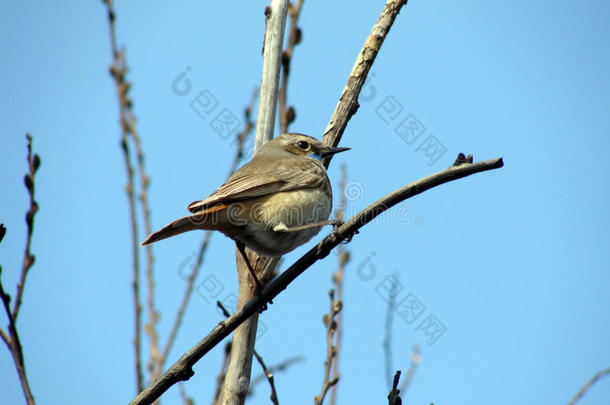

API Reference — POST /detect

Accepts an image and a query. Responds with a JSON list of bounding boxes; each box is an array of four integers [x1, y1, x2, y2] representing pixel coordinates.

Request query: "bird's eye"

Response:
[[297, 140, 309, 150]]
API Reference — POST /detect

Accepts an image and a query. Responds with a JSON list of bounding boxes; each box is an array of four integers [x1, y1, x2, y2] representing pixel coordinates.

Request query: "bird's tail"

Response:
[[141, 215, 199, 246], [141, 204, 230, 246]]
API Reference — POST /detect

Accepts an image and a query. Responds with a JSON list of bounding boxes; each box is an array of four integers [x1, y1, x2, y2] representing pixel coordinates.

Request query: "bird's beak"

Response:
[[320, 146, 350, 158]]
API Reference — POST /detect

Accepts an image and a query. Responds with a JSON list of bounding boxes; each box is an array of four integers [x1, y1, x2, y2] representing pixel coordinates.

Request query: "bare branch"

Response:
[[129, 155, 504, 405], [211, 343, 231, 405], [254, 0, 289, 151], [0, 324, 9, 347], [568, 367, 610, 405], [102, 0, 144, 391], [249, 356, 304, 396], [0, 133, 41, 405], [0, 265, 36, 405], [278, 0, 304, 134], [252, 349, 280, 405], [329, 165, 349, 405], [218, 302, 279, 405], [383, 272, 399, 390], [13, 134, 40, 322], [398, 345, 420, 395], [387, 370, 402, 405], [321, 0, 408, 168], [229, 88, 258, 173], [314, 290, 341, 405], [222, 1, 288, 404], [178, 383, 194, 405]]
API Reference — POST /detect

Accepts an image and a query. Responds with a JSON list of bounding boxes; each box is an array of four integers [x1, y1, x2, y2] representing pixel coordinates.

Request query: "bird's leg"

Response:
[[236, 241, 264, 295], [274, 219, 344, 233]]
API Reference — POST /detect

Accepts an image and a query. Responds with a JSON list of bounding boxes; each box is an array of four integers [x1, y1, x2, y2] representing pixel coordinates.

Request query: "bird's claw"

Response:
[[331, 219, 344, 232], [342, 229, 359, 243]]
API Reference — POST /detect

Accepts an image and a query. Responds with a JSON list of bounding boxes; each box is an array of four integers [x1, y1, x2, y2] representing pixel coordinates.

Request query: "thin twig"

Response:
[[211, 343, 232, 405], [0, 272, 36, 405], [229, 88, 258, 171], [217, 302, 279, 405], [178, 383, 194, 405], [102, 0, 144, 392], [321, 0, 409, 168], [249, 356, 304, 395], [12, 134, 40, 322], [252, 350, 280, 405], [278, 0, 304, 134], [314, 290, 341, 405], [398, 345, 420, 395], [129, 155, 504, 405], [568, 367, 610, 405], [387, 371, 402, 405], [329, 165, 349, 405], [383, 272, 399, 390], [0, 134, 41, 405]]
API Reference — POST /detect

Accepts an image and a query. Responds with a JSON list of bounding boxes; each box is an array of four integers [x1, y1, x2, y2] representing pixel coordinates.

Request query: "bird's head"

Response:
[[262, 133, 350, 161]]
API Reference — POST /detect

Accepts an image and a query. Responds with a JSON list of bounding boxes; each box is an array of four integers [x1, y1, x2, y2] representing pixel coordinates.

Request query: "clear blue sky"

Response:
[[1, 1, 609, 404]]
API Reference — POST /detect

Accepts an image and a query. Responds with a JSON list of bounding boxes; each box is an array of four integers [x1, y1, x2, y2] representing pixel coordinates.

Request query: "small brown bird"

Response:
[[142, 133, 348, 275]]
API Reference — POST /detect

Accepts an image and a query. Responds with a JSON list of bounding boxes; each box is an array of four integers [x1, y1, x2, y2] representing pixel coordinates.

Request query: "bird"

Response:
[[142, 133, 349, 284]]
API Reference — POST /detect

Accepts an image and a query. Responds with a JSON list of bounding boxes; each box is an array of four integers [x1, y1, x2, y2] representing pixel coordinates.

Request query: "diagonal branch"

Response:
[[129, 155, 504, 405], [0, 267, 36, 405], [322, 0, 408, 168], [568, 367, 610, 405], [248, 356, 304, 396]]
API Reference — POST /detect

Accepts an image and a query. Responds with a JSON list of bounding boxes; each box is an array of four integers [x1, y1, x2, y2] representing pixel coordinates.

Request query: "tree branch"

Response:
[[383, 272, 399, 390], [387, 370, 402, 405], [278, 0, 304, 134], [321, 0, 408, 168], [211, 342, 231, 405], [251, 348, 280, 405], [314, 290, 341, 405], [129, 155, 504, 405], [254, 0, 289, 152], [248, 356, 303, 396], [102, 0, 145, 392], [12, 134, 40, 322], [398, 345, 420, 395], [329, 165, 349, 405], [0, 133, 41, 405], [222, 2, 288, 404], [568, 367, 610, 405], [217, 302, 279, 405]]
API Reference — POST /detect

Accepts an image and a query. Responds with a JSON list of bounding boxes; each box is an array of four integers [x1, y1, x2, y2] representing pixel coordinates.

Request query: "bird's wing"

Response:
[[188, 158, 326, 213]]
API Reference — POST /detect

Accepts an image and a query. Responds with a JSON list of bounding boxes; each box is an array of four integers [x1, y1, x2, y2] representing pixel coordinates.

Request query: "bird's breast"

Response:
[[223, 188, 332, 256], [254, 188, 332, 228]]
